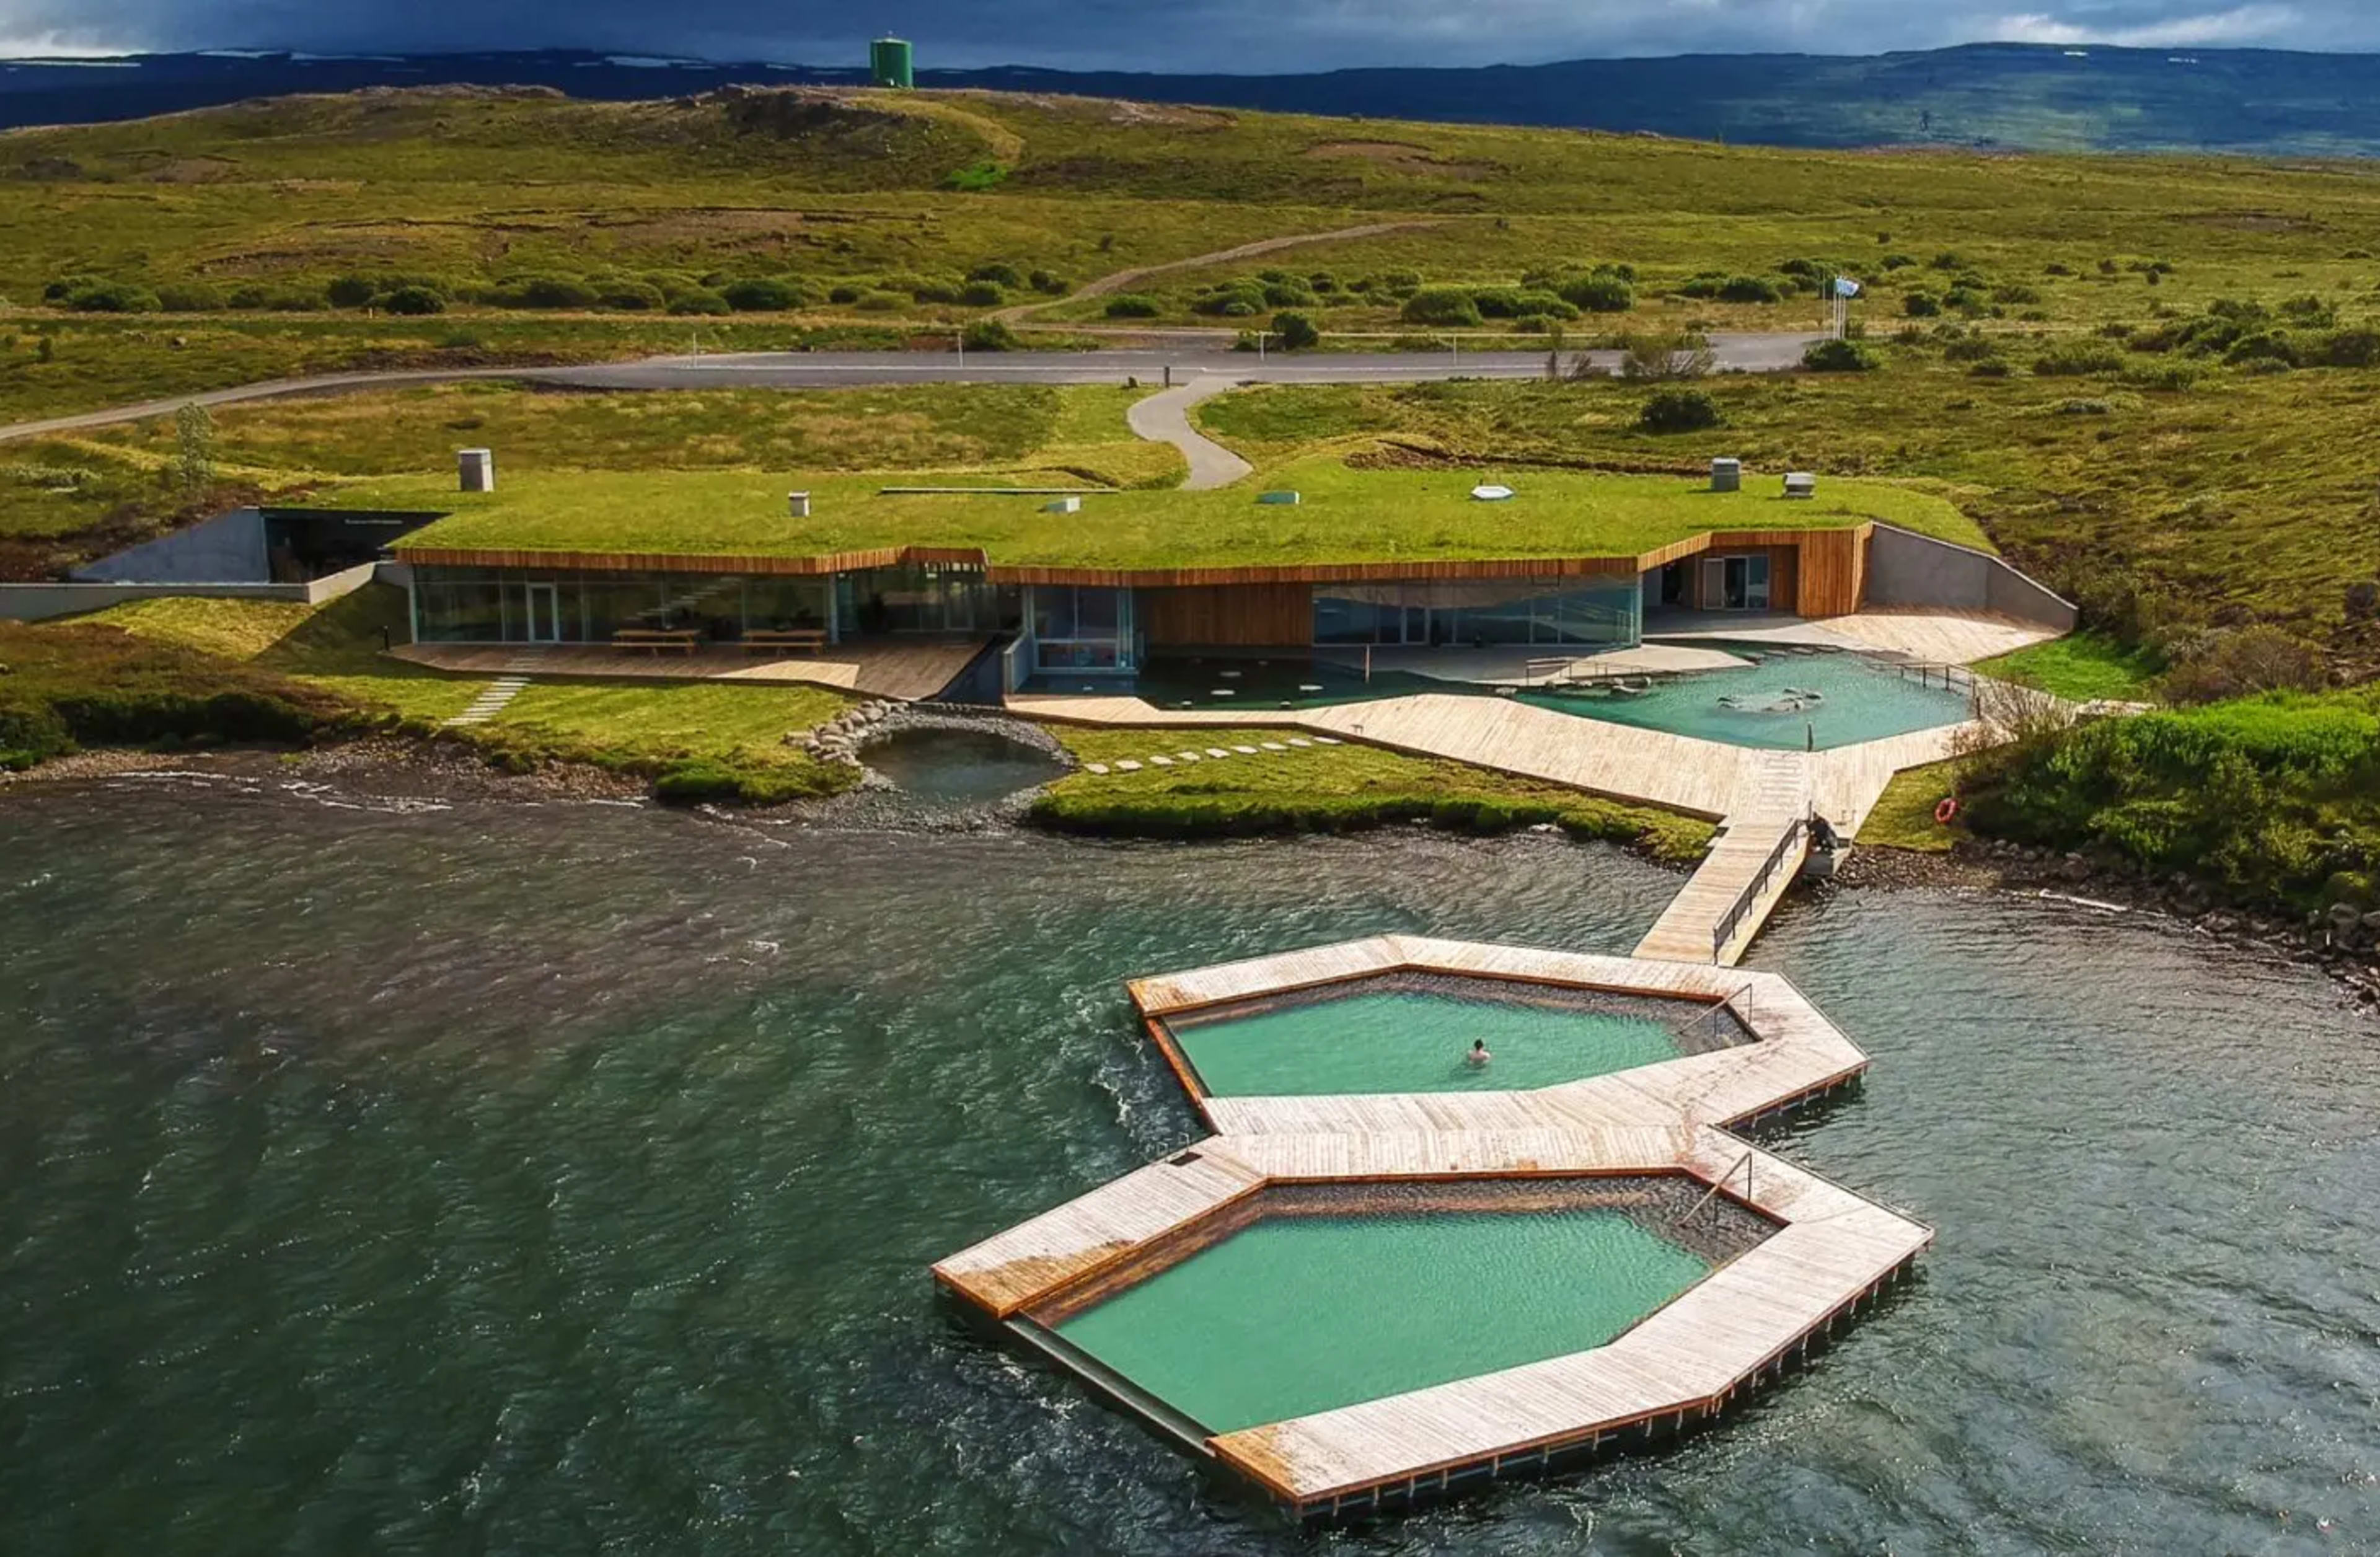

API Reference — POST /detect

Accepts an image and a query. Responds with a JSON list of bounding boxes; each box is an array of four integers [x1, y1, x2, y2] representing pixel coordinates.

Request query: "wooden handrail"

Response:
[[1675, 1150, 1755, 1226]]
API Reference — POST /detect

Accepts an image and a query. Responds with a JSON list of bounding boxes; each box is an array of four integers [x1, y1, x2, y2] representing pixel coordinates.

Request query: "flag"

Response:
[[1833, 277, 1863, 299]]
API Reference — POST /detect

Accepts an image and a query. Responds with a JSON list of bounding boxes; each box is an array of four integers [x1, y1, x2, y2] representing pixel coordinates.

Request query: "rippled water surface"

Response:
[[2, 778, 2376, 1554]]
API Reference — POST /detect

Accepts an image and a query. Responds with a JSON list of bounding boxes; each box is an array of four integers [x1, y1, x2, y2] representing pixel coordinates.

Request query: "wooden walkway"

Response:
[[1633, 754, 1811, 966], [934, 935, 1932, 1518], [395, 637, 987, 702]]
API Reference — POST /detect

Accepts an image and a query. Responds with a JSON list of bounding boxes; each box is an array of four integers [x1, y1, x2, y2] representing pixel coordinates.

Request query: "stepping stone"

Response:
[[1232, 744, 1259, 754], [1259, 741, 1288, 751], [1313, 736, 1342, 745], [1175, 751, 1202, 762], [1287, 738, 1313, 748], [1206, 748, 1231, 758], [1210, 689, 1235, 697], [1148, 754, 1173, 766], [1114, 759, 1142, 772], [1084, 763, 1109, 775]]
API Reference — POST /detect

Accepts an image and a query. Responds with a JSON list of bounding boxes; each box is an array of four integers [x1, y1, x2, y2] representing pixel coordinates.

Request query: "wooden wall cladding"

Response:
[[1140, 583, 1314, 646]]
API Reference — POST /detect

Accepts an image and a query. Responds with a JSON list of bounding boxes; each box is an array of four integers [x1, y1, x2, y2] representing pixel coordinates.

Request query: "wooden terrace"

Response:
[[393, 635, 989, 702], [933, 937, 1931, 1520]]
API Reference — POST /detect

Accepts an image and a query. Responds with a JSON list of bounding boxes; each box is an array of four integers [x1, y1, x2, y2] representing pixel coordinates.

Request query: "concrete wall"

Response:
[[1863, 523, 2077, 632], [70, 507, 268, 584], [0, 561, 380, 623]]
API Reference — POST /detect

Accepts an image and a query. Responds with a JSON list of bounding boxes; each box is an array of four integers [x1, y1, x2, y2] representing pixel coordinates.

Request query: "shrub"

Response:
[[2053, 397, 2115, 416], [1377, 268, 1422, 293], [1879, 253, 1918, 270], [1903, 291, 1942, 318], [1615, 330, 1714, 381], [1028, 269, 1068, 294], [853, 289, 907, 312], [2121, 361, 2202, 392], [1637, 387, 1723, 433], [379, 284, 445, 316], [2161, 627, 2329, 704], [2311, 328, 2380, 367], [496, 275, 597, 309], [2222, 331, 2299, 368], [2044, 262, 2076, 276], [1993, 283, 2042, 305], [722, 276, 804, 311], [597, 280, 667, 311], [1271, 310, 1320, 350], [960, 319, 1019, 351], [1192, 282, 1267, 317], [910, 280, 964, 305], [65, 281, 159, 312], [1717, 275, 1783, 304], [1103, 294, 1161, 318], [1257, 280, 1314, 309], [2344, 580, 2378, 620], [1800, 338, 1876, 373], [1967, 358, 2012, 378], [1941, 333, 1998, 363], [827, 284, 862, 304], [945, 161, 1007, 192], [666, 288, 731, 315], [1512, 293, 1580, 321], [225, 284, 271, 309], [1943, 287, 1988, 315], [154, 282, 224, 312], [1929, 251, 1968, 270], [956, 280, 1007, 307], [967, 262, 1023, 287], [2033, 341, 2124, 376], [325, 273, 379, 307], [2278, 294, 2337, 327], [1558, 273, 1634, 313], [1400, 286, 1483, 327]]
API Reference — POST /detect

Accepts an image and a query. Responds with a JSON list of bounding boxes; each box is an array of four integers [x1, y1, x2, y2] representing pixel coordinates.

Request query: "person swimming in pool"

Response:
[[1466, 1039, 1491, 1065]]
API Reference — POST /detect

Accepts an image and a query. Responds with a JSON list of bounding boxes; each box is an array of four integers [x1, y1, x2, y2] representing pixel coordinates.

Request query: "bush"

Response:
[[1941, 333, 1998, 363], [64, 281, 159, 312], [325, 273, 378, 307], [960, 319, 1019, 351], [2222, 331, 2299, 368], [1637, 387, 1723, 434], [2344, 580, 2378, 620], [1993, 283, 2042, 306], [1261, 280, 1317, 309], [379, 284, 445, 316], [1879, 253, 1918, 270], [1967, 358, 2012, 378], [910, 280, 964, 305], [2121, 361, 2202, 392], [1800, 338, 1876, 373], [1400, 287, 1483, 327], [154, 282, 224, 312], [1029, 269, 1068, 295], [666, 288, 731, 316], [597, 280, 667, 311], [1903, 291, 1942, 318], [827, 284, 862, 304], [1270, 311, 1320, 350], [967, 262, 1023, 287], [1615, 330, 1714, 381], [2161, 626, 2329, 704], [957, 280, 1007, 307], [722, 276, 804, 311], [1943, 287, 1988, 315], [225, 284, 271, 310], [496, 275, 597, 309], [2313, 328, 2380, 367], [1717, 275, 1783, 304], [1192, 283, 1268, 318], [1558, 273, 1634, 313], [2033, 341, 2124, 376], [853, 289, 907, 312], [1103, 294, 1161, 318]]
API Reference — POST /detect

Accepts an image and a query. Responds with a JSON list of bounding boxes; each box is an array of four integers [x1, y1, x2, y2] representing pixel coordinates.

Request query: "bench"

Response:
[[612, 627, 702, 655], [743, 628, 829, 655]]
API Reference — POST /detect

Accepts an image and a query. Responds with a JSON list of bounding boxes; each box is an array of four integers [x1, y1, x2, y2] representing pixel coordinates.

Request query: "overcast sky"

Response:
[[6, 1, 2379, 72]]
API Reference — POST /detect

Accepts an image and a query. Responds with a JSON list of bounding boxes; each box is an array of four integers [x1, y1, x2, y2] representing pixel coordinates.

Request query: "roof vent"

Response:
[[1042, 495, 1082, 514], [1783, 472, 1817, 500], [1470, 483, 1515, 502], [788, 490, 811, 518], [1258, 490, 1300, 506], [1710, 457, 1742, 493], [458, 448, 494, 493]]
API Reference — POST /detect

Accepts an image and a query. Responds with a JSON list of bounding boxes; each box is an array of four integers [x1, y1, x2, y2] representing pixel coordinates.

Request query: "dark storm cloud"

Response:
[[6, 0, 2376, 71]]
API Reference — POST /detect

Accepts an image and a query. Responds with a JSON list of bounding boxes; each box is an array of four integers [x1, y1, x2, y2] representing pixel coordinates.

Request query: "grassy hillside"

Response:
[[9, 85, 2380, 413]]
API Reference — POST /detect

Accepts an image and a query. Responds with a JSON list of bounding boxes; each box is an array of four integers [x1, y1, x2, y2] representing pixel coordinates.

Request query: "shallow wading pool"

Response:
[[1518, 647, 1972, 750]]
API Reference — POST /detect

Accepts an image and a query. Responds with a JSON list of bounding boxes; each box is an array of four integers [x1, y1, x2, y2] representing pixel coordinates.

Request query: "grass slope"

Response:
[[1036, 725, 1714, 860]]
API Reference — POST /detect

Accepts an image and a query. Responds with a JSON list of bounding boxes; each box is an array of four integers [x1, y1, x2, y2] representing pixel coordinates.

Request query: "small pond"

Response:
[[862, 728, 1067, 804]]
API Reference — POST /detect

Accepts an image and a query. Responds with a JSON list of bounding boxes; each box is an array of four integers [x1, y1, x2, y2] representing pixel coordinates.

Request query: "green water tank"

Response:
[[870, 37, 914, 89]]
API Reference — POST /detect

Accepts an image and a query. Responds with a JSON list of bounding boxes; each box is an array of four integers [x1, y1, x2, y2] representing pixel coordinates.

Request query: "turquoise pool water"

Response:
[[1052, 1209, 1712, 1432], [1166, 985, 1689, 1096], [1518, 648, 1972, 750]]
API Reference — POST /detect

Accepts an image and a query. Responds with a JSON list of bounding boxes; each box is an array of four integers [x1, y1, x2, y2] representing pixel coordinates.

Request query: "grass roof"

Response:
[[357, 456, 1986, 571]]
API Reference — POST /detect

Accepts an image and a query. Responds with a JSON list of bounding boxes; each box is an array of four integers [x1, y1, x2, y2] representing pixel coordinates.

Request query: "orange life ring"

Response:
[[1933, 797, 1959, 826]]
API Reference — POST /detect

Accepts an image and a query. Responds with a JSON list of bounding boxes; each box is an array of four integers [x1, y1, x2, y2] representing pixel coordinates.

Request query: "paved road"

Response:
[[1126, 376, 1255, 490], [0, 334, 1827, 444]]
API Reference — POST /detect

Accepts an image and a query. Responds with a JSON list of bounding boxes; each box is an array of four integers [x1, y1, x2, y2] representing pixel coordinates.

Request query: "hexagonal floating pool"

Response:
[[1152, 971, 1746, 1098], [1028, 1180, 1768, 1436]]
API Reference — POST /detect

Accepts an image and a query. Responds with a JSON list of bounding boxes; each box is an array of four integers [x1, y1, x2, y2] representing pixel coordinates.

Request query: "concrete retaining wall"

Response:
[[0, 561, 380, 623], [71, 508, 268, 584], [1863, 524, 2077, 632]]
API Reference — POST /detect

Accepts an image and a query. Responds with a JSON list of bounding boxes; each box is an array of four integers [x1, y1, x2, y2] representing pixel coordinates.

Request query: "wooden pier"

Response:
[[933, 937, 1933, 1520]]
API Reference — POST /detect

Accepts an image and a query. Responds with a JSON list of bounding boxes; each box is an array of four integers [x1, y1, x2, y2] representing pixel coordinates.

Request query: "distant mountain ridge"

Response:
[[9, 43, 2380, 155]]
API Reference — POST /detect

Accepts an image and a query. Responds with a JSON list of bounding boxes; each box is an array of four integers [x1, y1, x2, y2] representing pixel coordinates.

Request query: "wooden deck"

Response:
[[1814, 609, 2060, 665], [935, 938, 1928, 1519], [1633, 754, 1811, 966], [394, 637, 987, 702]]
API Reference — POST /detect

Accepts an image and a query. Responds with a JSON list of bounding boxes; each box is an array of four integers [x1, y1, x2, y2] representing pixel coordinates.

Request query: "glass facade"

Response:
[[410, 567, 834, 645], [837, 564, 1019, 637], [1029, 584, 1137, 673], [1312, 578, 1641, 650]]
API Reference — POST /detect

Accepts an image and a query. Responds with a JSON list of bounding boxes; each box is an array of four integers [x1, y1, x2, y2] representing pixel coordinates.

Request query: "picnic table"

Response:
[[743, 628, 829, 655], [612, 627, 702, 655]]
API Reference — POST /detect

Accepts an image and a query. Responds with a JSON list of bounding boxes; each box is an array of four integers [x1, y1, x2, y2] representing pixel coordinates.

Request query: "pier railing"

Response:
[[1710, 818, 1809, 964]]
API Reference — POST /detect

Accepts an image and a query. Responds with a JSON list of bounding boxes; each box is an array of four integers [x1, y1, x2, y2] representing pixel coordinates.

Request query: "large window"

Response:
[[839, 565, 1018, 635], [1310, 579, 1640, 650], [1030, 585, 1137, 673], [410, 567, 834, 645]]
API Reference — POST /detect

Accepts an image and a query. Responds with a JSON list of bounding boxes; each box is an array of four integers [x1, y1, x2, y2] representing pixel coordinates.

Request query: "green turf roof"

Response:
[[354, 456, 1990, 570]]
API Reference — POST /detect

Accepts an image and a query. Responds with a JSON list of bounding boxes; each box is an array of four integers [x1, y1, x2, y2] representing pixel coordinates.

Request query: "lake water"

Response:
[[2, 775, 2376, 1553]]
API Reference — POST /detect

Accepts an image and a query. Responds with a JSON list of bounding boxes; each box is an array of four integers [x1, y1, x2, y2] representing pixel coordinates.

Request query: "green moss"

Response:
[[1977, 632, 2162, 702]]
